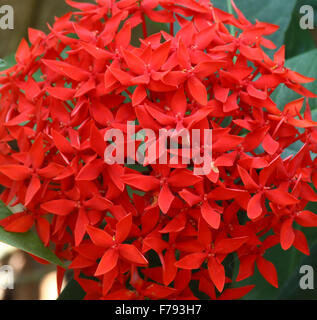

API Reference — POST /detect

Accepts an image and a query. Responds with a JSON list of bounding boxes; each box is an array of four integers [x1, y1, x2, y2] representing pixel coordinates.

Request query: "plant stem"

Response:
[[141, 13, 148, 39], [170, 22, 174, 36], [227, 0, 235, 36]]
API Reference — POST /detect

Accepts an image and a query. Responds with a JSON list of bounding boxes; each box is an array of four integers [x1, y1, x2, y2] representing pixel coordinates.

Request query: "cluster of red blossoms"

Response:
[[0, 0, 317, 300]]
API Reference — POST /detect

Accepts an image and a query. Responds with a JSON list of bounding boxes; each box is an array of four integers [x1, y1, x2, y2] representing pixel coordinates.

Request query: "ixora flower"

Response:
[[0, 0, 316, 300]]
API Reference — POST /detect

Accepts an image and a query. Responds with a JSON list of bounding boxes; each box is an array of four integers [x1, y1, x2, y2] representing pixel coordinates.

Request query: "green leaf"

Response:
[[0, 201, 64, 267], [272, 49, 317, 111], [285, 9, 315, 59], [278, 241, 317, 299], [212, 0, 297, 50], [57, 279, 85, 300], [0, 54, 16, 72]]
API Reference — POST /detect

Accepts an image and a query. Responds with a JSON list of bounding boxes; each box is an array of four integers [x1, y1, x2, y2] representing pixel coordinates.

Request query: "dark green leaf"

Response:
[[57, 279, 85, 300], [273, 49, 317, 111], [285, 9, 315, 59], [278, 241, 317, 299]]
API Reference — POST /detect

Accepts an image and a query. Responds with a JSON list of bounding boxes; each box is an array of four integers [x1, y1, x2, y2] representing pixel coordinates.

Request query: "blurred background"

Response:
[[0, 242, 63, 299], [1, 0, 70, 58], [0, 0, 316, 300]]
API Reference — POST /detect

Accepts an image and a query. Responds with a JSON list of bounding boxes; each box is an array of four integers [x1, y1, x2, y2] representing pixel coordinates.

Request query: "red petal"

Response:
[[76, 160, 104, 181], [132, 85, 147, 106], [86, 225, 113, 248], [247, 84, 267, 100], [115, 213, 132, 243], [4, 214, 34, 233], [240, 44, 263, 61], [198, 218, 212, 247], [293, 229, 310, 255], [247, 192, 263, 220], [95, 249, 119, 276], [40, 199, 76, 215], [265, 189, 299, 205], [236, 255, 257, 281], [75, 207, 89, 247], [242, 126, 269, 152], [119, 244, 148, 265], [0, 165, 31, 181], [208, 256, 225, 292], [30, 134, 45, 169], [237, 166, 259, 190], [115, 23, 131, 48], [179, 188, 201, 207], [187, 76, 207, 106], [295, 211, 317, 227], [36, 217, 50, 246], [42, 59, 90, 82], [122, 174, 160, 191], [158, 184, 175, 214], [280, 218, 295, 250], [218, 285, 255, 300], [214, 83, 229, 103], [160, 213, 186, 233], [151, 41, 171, 71], [142, 283, 175, 299], [46, 86, 75, 101], [162, 248, 177, 286], [122, 49, 145, 75], [224, 92, 239, 112], [215, 237, 248, 254], [262, 133, 279, 155], [168, 169, 202, 188], [256, 256, 278, 288], [15, 39, 31, 64], [175, 252, 206, 269], [81, 42, 112, 60], [51, 129, 74, 154], [201, 202, 221, 229], [25, 175, 41, 206], [171, 87, 187, 115]]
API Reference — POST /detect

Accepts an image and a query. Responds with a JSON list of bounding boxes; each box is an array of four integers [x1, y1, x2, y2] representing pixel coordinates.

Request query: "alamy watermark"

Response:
[[299, 5, 315, 30], [0, 265, 14, 290], [103, 122, 214, 176], [0, 5, 14, 30], [299, 265, 314, 290]]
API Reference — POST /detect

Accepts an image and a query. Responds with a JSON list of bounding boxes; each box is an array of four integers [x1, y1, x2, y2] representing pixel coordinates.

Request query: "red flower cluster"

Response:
[[0, 0, 317, 299]]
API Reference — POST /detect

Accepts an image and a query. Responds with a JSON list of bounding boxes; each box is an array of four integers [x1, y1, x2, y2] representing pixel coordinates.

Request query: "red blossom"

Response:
[[0, 0, 316, 300]]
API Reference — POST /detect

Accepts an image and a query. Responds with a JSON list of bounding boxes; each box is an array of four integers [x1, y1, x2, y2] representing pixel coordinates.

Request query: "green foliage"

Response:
[[57, 279, 85, 300], [285, 10, 315, 59], [278, 234, 317, 299], [0, 54, 15, 72], [273, 49, 317, 111]]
